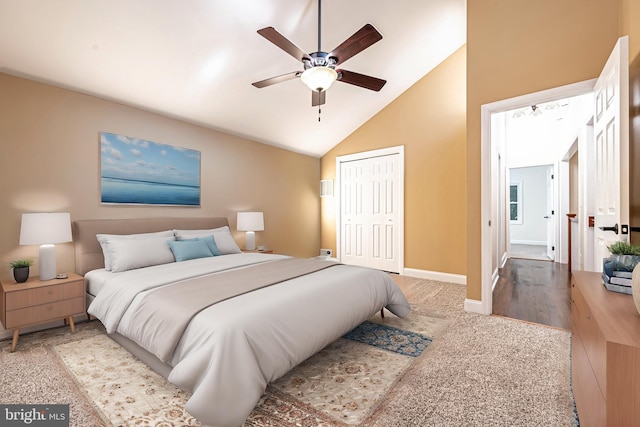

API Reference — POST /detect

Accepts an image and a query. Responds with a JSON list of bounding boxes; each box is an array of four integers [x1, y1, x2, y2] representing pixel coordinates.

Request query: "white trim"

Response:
[[335, 146, 405, 275], [510, 239, 547, 246], [500, 251, 508, 268], [479, 104, 494, 315], [491, 267, 500, 291], [479, 78, 597, 316], [403, 268, 466, 285], [464, 298, 485, 314]]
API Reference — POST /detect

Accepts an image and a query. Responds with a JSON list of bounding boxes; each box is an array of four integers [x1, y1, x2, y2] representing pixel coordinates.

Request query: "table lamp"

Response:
[[19, 212, 72, 280], [237, 212, 264, 251]]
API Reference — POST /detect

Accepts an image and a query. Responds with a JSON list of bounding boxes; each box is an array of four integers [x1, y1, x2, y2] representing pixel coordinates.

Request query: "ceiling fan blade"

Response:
[[312, 90, 326, 107], [337, 69, 386, 91], [252, 71, 301, 88], [257, 27, 311, 62], [328, 24, 383, 66]]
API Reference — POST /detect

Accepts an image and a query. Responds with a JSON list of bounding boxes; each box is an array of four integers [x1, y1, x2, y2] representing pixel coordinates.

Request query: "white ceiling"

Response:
[[505, 94, 594, 168], [0, 0, 466, 157]]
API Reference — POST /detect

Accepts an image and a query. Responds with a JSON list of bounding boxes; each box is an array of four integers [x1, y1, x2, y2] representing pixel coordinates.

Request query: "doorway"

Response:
[[491, 95, 591, 328], [474, 79, 596, 317], [474, 37, 630, 317], [508, 165, 555, 262]]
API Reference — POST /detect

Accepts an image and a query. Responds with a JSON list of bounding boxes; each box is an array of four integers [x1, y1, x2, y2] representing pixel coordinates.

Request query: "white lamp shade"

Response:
[[237, 212, 264, 232], [300, 66, 338, 92], [19, 212, 72, 281], [19, 212, 72, 245]]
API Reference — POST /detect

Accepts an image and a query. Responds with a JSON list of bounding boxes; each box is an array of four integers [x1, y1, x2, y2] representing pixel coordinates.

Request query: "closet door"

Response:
[[340, 153, 401, 273]]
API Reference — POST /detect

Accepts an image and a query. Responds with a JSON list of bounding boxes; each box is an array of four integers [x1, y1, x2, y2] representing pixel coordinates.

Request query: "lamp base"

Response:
[[39, 244, 56, 281], [245, 231, 256, 251]]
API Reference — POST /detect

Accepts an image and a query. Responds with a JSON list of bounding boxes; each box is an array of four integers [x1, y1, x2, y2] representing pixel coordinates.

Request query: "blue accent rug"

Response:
[[343, 321, 432, 357]]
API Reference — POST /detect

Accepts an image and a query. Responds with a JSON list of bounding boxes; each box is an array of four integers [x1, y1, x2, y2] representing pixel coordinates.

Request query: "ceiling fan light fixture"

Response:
[[301, 66, 338, 92]]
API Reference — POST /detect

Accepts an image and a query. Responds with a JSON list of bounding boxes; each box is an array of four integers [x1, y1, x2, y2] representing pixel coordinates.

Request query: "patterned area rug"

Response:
[[52, 314, 437, 427], [343, 321, 432, 357], [53, 334, 194, 426]]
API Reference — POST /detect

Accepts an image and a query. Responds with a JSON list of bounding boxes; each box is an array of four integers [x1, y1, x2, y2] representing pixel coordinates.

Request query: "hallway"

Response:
[[492, 258, 571, 330], [510, 244, 553, 261]]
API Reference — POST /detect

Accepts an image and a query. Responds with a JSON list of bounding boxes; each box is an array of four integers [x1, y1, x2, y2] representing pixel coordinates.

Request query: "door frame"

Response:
[[335, 145, 405, 274], [546, 164, 556, 260], [470, 79, 596, 315]]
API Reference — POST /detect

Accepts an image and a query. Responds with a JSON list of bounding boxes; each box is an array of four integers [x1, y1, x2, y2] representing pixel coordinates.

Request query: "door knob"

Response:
[[544, 216, 550, 219], [598, 223, 619, 234]]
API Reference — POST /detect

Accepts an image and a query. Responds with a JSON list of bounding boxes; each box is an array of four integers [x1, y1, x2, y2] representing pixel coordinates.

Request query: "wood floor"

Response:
[[492, 258, 572, 330]]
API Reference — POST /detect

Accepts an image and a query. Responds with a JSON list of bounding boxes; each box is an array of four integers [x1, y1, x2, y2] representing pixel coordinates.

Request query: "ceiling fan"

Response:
[[251, 0, 386, 110]]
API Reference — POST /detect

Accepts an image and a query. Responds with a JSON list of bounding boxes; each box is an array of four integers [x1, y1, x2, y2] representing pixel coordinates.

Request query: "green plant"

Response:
[[607, 241, 640, 256], [9, 259, 33, 269]]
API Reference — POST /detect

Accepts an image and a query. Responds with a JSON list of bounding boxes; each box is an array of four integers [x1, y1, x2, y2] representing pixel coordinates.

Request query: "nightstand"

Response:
[[0, 272, 85, 352], [242, 249, 274, 254]]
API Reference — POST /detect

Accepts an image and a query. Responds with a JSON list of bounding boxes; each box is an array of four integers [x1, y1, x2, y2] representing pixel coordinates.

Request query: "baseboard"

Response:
[[402, 268, 466, 285], [464, 298, 490, 315], [511, 240, 546, 246], [500, 251, 508, 268]]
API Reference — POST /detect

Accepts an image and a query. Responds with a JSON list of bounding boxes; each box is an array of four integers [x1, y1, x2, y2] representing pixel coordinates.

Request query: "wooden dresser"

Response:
[[571, 271, 640, 426]]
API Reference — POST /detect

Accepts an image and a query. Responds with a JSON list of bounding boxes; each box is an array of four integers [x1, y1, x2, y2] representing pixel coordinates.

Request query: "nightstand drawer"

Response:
[[5, 296, 84, 328], [5, 280, 84, 311]]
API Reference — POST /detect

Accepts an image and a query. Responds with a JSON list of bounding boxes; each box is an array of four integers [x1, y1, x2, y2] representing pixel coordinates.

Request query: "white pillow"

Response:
[[106, 236, 176, 272], [174, 226, 242, 254], [97, 230, 174, 270]]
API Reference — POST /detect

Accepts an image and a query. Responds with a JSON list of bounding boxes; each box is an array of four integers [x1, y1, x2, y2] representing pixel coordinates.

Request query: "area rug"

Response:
[[52, 316, 436, 426], [343, 321, 432, 357]]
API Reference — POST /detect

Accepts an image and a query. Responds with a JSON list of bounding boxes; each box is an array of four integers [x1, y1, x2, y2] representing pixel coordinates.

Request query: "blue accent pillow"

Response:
[[167, 239, 214, 262], [181, 235, 222, 256]]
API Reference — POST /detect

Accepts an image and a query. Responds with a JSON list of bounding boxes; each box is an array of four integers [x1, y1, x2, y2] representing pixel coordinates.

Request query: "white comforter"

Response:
[[87, 253, 411, 427]]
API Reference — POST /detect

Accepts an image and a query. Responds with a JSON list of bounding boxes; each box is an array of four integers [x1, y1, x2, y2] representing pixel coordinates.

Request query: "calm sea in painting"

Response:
[[101, 177, 200, 206], [100, 132, 201, 206]]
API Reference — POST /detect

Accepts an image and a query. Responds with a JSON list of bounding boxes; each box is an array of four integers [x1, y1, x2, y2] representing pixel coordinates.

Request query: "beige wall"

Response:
[[467, 0, 623, 300], [570, 153, 579, 214], [0, 73, 320, 281], [621, 0, 640, 60], [320, 46, 467, 275]]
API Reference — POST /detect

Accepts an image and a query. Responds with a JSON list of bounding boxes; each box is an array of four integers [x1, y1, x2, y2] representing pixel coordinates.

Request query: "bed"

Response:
[[73, 217, 411, 427]]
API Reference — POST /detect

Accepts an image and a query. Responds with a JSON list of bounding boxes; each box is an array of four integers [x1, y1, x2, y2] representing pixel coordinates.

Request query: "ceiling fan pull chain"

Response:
[[318, 0, 322, 52], [318, 104, 321, 122]]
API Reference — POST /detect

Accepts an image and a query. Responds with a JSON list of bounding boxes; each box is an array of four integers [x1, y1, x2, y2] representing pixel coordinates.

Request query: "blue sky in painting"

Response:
[[100, 132, 200, 187]]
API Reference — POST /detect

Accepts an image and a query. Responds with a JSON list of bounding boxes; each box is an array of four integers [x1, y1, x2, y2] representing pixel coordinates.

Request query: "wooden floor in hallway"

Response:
[[492, 258, 572, 330]]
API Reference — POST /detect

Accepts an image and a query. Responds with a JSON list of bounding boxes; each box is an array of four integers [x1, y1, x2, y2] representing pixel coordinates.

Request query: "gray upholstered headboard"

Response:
[[73, 217, 230, 276]]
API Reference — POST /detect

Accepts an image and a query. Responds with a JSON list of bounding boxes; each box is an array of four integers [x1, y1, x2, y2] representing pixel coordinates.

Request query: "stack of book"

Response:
[[602, 269, 633, 294]]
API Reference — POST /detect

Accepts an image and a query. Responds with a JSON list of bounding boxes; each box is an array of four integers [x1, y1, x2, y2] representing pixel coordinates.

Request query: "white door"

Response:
[[340, 153, 402, 272], [594, 36, 630, 271], [546, 165, 556, 260]]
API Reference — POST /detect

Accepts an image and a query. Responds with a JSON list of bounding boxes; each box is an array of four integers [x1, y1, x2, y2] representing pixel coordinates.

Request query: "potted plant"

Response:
[[602, 241, 640, 294], [10, 259, 32, 283]]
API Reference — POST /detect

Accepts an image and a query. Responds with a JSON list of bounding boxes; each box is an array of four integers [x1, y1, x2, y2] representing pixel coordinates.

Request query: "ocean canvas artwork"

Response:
[[100, 132, 201, 206]]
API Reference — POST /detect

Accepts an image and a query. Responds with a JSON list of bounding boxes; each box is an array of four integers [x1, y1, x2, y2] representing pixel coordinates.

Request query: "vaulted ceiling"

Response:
[[0, 0, 466, 157]]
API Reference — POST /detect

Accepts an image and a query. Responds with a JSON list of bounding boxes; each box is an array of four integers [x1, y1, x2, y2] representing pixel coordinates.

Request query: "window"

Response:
[[510, 182, 522, 224]]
